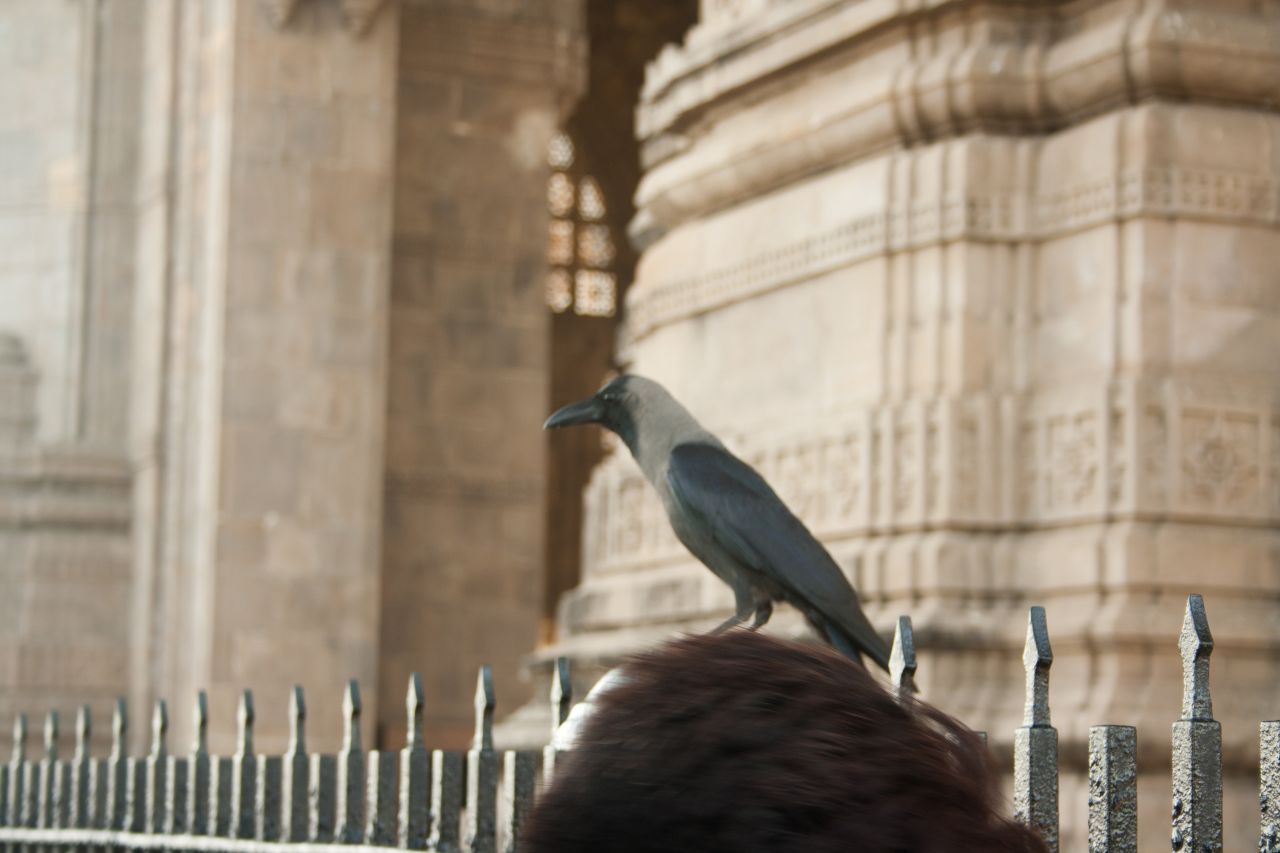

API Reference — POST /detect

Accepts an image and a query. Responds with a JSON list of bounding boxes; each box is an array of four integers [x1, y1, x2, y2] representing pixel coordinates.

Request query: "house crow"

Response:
[[545, 375, 890, 670]]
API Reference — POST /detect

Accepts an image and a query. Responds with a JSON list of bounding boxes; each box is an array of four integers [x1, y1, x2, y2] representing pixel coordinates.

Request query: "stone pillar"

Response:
[[549, 2, 1280, 850], [379, 0, 585, 750], [138, 0, 399, 755]]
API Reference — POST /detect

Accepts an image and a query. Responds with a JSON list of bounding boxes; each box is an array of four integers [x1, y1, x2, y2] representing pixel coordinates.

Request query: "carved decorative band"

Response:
[[623, 165, 1280, 347], [579, 390, 1280, 578]]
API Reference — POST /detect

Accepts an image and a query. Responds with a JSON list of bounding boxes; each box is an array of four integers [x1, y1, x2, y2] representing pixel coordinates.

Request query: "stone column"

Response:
[[548, 2, 1280, 850], [138, 0, 399, 754], [379, 0, 585, 749]]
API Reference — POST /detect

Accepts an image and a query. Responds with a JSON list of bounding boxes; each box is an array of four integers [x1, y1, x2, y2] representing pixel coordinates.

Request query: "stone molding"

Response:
[[623, 160, 1280, 347], [257, 0, 390, 36], [634, 0, 1280, 231], [577, 385, 1280, 580]]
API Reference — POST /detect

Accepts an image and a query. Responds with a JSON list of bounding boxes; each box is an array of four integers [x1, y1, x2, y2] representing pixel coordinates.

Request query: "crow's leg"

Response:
[[710, 587, 756, 634], [747, 601, 773, 630]]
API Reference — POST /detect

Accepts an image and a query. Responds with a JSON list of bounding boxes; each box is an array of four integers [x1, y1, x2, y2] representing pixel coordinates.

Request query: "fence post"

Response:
[[145, 700, 168, 833], [281, 686, 308, 842], [542, 658, 571, 786], [70, 706, 90, 829], [1260, 721, 1280, 852], [336, 680, 364, 843], [257, 754, 282, 841], [399, 673, 429, 850], [1087, 725, 1137, 853], [1171, 593, 1221, 853], [1013, 606, 1058, 853], [310, 753, 337, 842], [889, 616, 917, 702], [465, 667, 498, 853]]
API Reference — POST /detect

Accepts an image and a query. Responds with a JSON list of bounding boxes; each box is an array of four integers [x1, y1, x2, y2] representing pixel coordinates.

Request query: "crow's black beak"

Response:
[[544, 395, 604, 430]]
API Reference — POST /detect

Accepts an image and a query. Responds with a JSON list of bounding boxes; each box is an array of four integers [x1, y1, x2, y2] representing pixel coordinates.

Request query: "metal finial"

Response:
[[1179, 593, 1214, 720], [75, 705, 91, 761], [236, 690, 255, 756], [550, 657, 572, 731], [405, 673, 424, 750], [288, 685, 306, 754], [889, 616, 917, 699], [473, 666, 494, 751], [193, 690, 208, 754], [111, 698, 127, 759], [342, 680, 361, 752], [1022, 606, 1053, 727], [11, 713, 27, 762], [43, 709, 58, 760], [151, 700, 169, 757]]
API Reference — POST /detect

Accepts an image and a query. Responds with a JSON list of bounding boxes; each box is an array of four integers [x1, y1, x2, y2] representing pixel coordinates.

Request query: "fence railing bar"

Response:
[[542, 658, 571, 787], [1259, 721, 1280, 852], [282, 686, 309, 843], [336, 680, 365, 844], [428, 752, 462, 853], [1171, 593, 1222, 853], [399, 673, 429, 850], [1087, 725, 1136, 853], [309, 754, 337, 843], [37, 710, 57, 831], [258, 755, 283, 841], [70, 705, 90, 830], [1013, 605, 1058, 853], [231, 690, 257, 840], [106, 699, 127, 832], [366, 751, 397, 846], [465, 667, 497, 853], [499, 752, 537, 853], [146, 700, 169, 833], [189, 690, 211, 836]]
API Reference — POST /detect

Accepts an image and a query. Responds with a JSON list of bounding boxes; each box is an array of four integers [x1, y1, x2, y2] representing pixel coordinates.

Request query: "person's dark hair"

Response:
[[522, 631, 1048, 853]]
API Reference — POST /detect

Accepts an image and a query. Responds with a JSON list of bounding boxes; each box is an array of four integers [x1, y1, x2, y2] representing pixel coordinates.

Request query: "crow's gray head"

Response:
[[544, 375, 705, 461]]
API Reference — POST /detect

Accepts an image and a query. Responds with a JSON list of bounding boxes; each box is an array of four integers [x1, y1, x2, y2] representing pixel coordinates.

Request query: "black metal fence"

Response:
[[0, 595, 1259, 852]]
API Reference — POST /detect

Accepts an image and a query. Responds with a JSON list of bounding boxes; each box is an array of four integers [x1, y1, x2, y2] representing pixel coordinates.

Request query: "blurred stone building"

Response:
[[2, 0, 1279, 849]]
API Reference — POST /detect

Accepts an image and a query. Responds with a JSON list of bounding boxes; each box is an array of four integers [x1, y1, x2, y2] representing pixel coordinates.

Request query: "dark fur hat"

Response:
[[522, 630, 1048, 853]]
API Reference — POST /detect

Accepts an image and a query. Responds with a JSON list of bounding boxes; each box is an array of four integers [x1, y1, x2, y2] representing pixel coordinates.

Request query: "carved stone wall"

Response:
[[547, 2, 1280, 850]]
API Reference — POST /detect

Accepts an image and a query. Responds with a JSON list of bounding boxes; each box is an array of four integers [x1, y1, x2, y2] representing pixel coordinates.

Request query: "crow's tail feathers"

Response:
[[811, 612, 891, 673]]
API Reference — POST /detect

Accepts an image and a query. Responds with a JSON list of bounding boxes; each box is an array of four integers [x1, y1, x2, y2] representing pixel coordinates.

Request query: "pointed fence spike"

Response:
[[1180, 593, 1214, 721], [1172, 593, 1222, 853], [466, 666, 498, 852], [282, 686, 309, 842], [75, 706, 91, 762], [1014, 605, 1058, 853], [406, 673, 424, 750], [193, 690, 208, 755], [889, 616, 917, 700], [288, 686, 306, 755], [1022, 605, 1053, 727], [151, 700, 169, 757], [236, 690, 255, 757], [336, 679, 365, 842], [473, 667, 494, 752], [111, 699, 127, 759], [43, 710, 58, 761], [12, 713, 27, 763], [342, 680, 362, 752], [550, 658, 572, 731]]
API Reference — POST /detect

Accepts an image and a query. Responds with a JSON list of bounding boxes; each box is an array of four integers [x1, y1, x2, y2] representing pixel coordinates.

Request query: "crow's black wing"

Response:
[[666, 442, 889, 670]]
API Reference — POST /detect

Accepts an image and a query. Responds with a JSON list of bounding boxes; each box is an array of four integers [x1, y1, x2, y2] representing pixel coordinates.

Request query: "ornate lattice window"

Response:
[[545, 133, 617, 317]]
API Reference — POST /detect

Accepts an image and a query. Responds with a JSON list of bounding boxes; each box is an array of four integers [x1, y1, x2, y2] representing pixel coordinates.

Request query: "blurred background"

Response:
[[2, 0, 1279, 848]]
